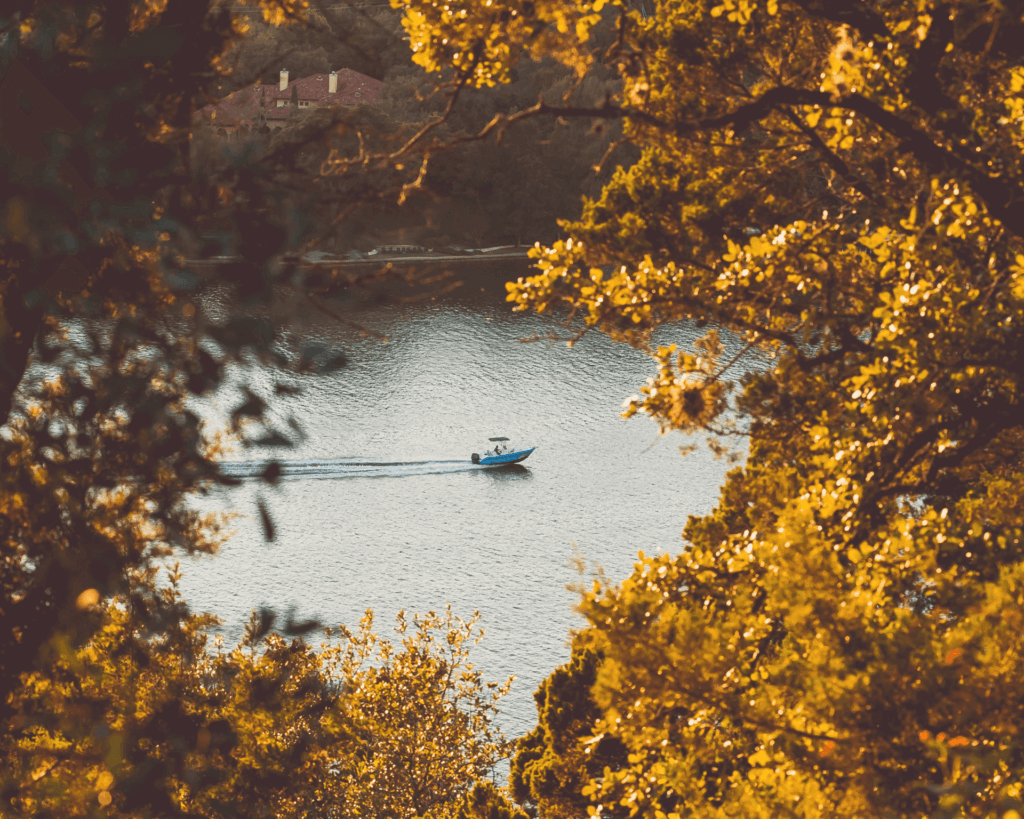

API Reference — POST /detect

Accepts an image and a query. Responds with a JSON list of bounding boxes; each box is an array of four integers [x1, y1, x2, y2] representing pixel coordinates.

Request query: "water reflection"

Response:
[[477, 464, 533, 481]]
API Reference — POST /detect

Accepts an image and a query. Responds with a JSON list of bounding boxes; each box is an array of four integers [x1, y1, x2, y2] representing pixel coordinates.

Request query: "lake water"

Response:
[[180, 263, 739, 743]]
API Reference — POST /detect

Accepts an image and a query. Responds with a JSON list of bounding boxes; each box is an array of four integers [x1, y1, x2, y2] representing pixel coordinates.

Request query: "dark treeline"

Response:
[[192, 6, 633, 251]]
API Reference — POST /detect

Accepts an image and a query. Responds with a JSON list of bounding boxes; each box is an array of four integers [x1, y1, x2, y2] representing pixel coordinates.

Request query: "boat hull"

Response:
[[477, 447, 535, 467]]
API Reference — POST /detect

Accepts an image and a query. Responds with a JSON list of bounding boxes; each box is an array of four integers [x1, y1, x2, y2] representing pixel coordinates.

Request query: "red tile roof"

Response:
[[196, 69, 383, 128], [266, 69, 383, 106]]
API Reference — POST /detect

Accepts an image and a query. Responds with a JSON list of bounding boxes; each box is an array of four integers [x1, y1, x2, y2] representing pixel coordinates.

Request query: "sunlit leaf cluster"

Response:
[[322, 606, 514, 819], [391, 0, 615, 87]]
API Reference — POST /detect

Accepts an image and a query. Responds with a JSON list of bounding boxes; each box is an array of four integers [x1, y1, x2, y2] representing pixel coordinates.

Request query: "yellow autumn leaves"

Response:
[[391, 0, 617, 87], [9, 592, 514, 818]]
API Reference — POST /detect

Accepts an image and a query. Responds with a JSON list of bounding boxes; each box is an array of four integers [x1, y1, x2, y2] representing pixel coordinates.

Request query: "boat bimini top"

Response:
[[471, 436, 535, 466]]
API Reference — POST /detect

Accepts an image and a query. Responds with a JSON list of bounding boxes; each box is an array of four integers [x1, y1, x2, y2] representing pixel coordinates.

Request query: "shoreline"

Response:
[[184, 248, 533, 267]]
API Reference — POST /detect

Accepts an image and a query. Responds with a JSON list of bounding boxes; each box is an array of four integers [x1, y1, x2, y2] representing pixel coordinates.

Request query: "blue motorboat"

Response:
[[471, 437, 535, 466]]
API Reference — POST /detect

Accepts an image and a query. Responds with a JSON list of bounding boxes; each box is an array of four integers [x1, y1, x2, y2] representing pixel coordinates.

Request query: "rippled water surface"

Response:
[[180, 265, 739, 741]]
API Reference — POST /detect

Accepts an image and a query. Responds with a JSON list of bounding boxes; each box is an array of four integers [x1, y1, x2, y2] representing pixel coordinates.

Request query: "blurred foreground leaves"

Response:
[[1, 0, 522, 814]]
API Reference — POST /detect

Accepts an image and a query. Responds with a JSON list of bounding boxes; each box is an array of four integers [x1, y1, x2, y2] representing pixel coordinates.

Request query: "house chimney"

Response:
[[329, 71, 338, 94], [279, 68, 288, 91]]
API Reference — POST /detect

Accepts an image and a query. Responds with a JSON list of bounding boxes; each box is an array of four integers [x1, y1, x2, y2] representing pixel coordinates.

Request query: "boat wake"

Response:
[[217, 457, 497, 481]]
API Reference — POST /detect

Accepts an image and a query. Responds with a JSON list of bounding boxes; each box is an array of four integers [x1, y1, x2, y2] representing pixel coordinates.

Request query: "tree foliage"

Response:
[[6, 571, 511, 818], [510, 637, 627, 819], [11, 0, 1024, 814], [457, 780, 531, 819], [391, 0, 1024, 815], [325, 607, 514, 819]]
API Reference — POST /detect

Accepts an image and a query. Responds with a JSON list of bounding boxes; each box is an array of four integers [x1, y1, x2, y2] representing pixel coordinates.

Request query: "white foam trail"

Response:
[[218, 457, 489, 480]]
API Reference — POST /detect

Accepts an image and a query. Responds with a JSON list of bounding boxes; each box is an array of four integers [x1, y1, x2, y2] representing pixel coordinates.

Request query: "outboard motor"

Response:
[[471, 453, 480, 464]]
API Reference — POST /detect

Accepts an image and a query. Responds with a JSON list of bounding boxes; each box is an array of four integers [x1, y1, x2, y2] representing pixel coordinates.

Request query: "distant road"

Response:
[[184, 249, 532, 267]]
